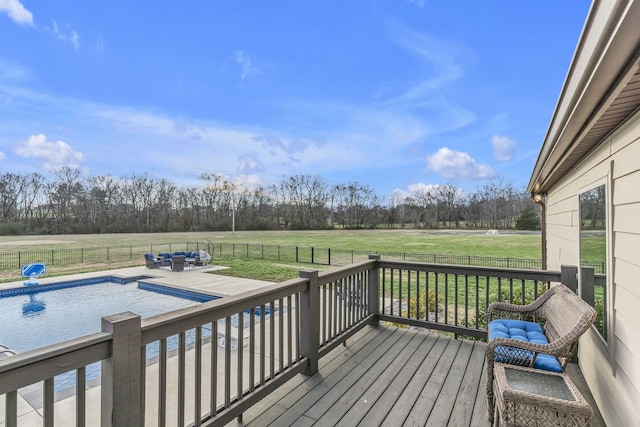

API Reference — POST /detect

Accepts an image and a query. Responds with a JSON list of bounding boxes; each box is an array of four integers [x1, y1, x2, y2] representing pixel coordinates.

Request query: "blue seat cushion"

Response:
[[489, 319, 562, 372]]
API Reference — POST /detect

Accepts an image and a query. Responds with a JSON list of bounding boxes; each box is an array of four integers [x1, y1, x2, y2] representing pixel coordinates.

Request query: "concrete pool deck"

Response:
[[0, 263, 276, 297]]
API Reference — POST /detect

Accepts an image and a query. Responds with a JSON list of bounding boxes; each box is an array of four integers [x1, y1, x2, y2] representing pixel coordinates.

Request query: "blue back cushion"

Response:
[[489, 319, 562, 372]]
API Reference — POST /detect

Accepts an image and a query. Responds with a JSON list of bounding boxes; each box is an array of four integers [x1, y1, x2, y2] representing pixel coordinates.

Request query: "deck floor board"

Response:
[[230, 324, 602, 427], [233, 326, 491, 427]]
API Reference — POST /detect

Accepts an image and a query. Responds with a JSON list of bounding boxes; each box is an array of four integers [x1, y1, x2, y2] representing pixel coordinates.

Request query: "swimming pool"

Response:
[[0, 277, 218, 391]]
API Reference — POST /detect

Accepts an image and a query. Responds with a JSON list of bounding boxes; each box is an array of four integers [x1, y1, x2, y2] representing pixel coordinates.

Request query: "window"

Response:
[[579, 184, 608, 342]]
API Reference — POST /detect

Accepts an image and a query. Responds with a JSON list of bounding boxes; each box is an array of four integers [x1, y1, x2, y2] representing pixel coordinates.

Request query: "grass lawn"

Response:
[[209, 256, 311, 282], [0, 229, 542, 282], [0, 229, 543, 256]]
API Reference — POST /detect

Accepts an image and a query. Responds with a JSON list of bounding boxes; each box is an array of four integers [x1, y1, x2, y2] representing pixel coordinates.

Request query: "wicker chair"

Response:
[[144, 253, 161, 268], [171, 255, 185, 272], [486, 284, 596, 421]]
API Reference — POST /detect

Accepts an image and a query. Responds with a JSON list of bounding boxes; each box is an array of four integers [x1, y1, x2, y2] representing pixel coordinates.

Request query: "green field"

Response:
[[0, 230, 542, 282], [0, 229, 543, 256]]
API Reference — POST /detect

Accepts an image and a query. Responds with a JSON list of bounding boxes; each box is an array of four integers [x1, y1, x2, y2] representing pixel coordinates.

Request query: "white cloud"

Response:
[[237, 153, 265, 175], [0, 150, 6, 161], [425, 147, 494, 181], [70, 30, 80, 51], [0, 0, 33, 26], [97, 37, 105, 54], [405, 0, 426, 8], [408, 182, 441, 195], [492, 135, 516, 161], [0, 56, 31, 81], [44, 19, 80, 51], [234, 174, 263, 190], [235, 50, 260, 80], [15, 134, 86, 170]]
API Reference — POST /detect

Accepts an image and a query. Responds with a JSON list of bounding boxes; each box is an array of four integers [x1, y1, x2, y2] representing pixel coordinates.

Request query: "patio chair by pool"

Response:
[[172, 255, 185, 272], [144, 253, 162, 269]]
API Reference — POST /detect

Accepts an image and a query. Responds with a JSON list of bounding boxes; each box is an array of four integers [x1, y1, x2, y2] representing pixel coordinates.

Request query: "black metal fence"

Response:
[[0, 240, 607, 275], [211, 242, 545, 270], [0, 241, 209, 272]]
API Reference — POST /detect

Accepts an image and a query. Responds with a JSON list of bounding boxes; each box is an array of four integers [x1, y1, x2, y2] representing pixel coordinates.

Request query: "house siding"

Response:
[[545, 109, 640, 427]]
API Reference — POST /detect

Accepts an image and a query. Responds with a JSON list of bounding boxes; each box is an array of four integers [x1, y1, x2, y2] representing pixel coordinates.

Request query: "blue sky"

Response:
[[0, 1, 590, 197]]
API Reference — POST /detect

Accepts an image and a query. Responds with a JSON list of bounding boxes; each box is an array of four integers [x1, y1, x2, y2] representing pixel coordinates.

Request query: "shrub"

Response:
[[515, 205, 541, 230], [406, 289, 440, 319]]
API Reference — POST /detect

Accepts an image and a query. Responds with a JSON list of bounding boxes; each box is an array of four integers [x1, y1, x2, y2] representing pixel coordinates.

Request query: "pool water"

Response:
[[0, 280, 217, 391], [0, 281, 214, 353]]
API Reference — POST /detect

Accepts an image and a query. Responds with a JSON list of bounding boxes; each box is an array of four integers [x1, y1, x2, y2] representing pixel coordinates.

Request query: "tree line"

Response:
[[0, 168, 538, 234]]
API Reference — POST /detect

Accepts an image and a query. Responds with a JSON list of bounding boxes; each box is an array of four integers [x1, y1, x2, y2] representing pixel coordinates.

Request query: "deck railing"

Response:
[[0, 258, 577, 426]]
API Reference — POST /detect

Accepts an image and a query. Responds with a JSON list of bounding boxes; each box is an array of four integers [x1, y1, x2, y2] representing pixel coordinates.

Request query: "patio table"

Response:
[[493, 363, 592, 426]]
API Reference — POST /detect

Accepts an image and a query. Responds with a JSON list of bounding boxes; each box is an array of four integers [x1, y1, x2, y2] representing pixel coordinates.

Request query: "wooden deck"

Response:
[[229, 325, 491, 426]]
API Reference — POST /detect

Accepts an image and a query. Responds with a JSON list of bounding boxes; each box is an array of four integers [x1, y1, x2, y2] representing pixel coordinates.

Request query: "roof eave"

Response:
[[528, 0, 640, 195]]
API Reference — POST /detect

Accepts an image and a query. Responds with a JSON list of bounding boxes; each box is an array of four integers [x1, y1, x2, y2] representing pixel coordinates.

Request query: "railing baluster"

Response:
[[210, 322, 218, 416], [398, 270, 403, 318], [382, 268, 387, 315], [435, 273, 439, 323], [347, 275, 353, 325], [260, 305, 266, 385], [44, 377, 54, 426], [178, 331, 186, 426], [249, 308, 256, 391], [270, 301, 275, 379], [279, 297, 284, 373], [321, 284, 327, 345], [426, 271, 430, 316], [475, 275, 480, 330], [444, 273, 449, 325], [390, 269, 394, 316], [224, 317, 231, 407], [6, 390, 17, 427], [140, 345, 146, 426], [287, 295, 293, 367], [295, 293, 301, 361], [237, 313, 244, 415], [195, 326, 202, 427], [509, 278, 514, 303], [407, 270, 412, 319], [455, 274, 459, 327], [159, 338, 167, 427], [77, 366, 86, 427], [463, 275, 469, 328]]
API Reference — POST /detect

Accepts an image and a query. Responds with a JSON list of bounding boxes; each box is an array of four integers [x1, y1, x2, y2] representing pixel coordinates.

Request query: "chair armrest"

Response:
[[487, 286, 563, 323], [487, 301, 540, 323]]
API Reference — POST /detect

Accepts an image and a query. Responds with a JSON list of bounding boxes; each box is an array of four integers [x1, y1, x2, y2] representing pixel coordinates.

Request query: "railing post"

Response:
[[581, 266, 595, 306], [561, 265, 579, 293], [101, 311, 143, 427], [299, 269, 319, 376], [368, 255, 380, 327]]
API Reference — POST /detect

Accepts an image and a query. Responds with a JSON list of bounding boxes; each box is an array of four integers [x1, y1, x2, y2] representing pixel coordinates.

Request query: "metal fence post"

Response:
[[299, 269, 319, 375], [101, 311, 143, 427]]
